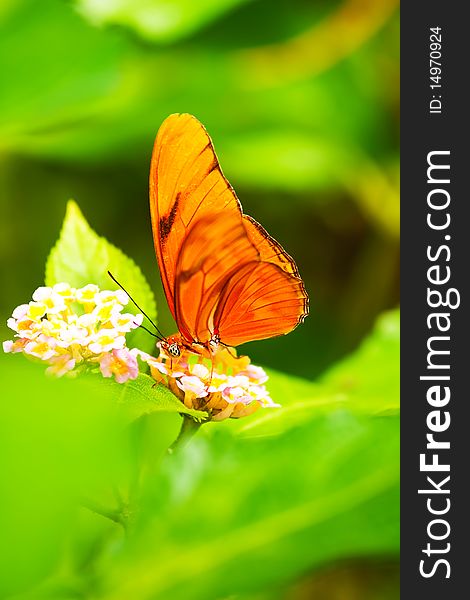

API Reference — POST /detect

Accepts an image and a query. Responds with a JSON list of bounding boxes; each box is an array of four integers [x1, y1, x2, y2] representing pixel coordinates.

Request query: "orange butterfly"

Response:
[[149, 114, 308, 358]]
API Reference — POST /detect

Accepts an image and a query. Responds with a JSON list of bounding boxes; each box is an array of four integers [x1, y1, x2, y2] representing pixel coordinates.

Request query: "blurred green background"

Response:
[[0, 1, 399, 598]]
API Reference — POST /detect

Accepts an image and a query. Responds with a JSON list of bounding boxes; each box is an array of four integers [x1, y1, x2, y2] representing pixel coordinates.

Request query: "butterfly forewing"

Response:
[[149, 114, 241, 319]]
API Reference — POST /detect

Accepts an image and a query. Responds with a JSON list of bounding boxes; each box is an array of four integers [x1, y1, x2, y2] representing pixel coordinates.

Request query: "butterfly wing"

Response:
[[149, 113, 241, 320], [213, 258, 308, 347], [242, 214, 304, 278], [173, 211, 257, 343], [150, 113, 308, 346], [174, 212, 308, 346]]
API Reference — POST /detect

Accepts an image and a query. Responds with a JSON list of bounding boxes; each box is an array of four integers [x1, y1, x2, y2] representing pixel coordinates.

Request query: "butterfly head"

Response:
[[167, 342, 181, 357], [160, 337, 181, 358]]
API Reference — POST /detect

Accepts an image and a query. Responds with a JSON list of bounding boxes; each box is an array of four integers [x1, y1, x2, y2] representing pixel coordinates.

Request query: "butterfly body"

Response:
[[159, 331, 220, 359], [150, 114, 308, 357]]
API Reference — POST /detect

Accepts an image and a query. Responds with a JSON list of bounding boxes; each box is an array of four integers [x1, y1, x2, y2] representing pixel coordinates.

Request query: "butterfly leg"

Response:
[[220, 342, 239, 360], [199, 341, 214, 393], [208, 352, 214, 391]]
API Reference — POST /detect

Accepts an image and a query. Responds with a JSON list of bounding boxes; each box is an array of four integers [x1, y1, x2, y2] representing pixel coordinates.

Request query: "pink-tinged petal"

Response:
[[130, 348, 151, 360], [88, 331, 125, 354], [152, 361, 169, 375], [30, 289, 68, 315], [136, 350, 188, 378], [222, 386, 252, 405], [3, 338, 29, 353], [190, 363, 210, 379], [207, 373, 229, 393], [226, 374, 250, 388], [77, 313, 97, 328], [133, 313, 144, 326], [114, 290, 129, 305], [239, 364, 269, 384], [142, 353, 169, 374], [32, 287, 53, 302], [110, 312, 144, 333], [96, 289, 128, 306], [98, 349, 139, 383], [176, 375, 208, 398], [12, 304, 29, 320], [6, 317, 18, 332], [11, 317, 40, 339], [55, 324, 90, 347], [24, 338, 56, 361], [76, 284, 100, 303], [115, 369, 137, 384], [3, 340, 14, 353], [52, 283, 76, 300], [46, 354, 76, 377], [86, 343, 101, 354], [247, 384, 280, 408], [261, 398, 281, 408], [99, 353, 113, 378]]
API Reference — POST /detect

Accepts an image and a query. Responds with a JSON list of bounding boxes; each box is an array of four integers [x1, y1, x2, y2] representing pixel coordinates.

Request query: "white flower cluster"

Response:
[[135, 347, 279, 421], [3, 283, 142, 382], [3, 284, 279, 421]]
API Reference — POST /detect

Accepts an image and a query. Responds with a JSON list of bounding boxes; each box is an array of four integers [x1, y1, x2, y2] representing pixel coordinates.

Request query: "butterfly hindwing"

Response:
[[174, 212, 307, 346], [173, 212, 258, 343]]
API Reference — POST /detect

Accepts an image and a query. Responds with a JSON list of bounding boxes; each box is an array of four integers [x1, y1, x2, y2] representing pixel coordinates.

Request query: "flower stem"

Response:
[[168, 414, 202, 454]]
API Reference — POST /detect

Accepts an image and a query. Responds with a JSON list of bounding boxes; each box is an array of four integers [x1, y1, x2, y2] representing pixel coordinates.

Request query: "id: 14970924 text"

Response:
[[429, 27, 443, 114]]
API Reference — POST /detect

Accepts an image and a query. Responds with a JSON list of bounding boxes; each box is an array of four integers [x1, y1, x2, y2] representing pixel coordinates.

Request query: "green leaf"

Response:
[[76, 0, 253, 43], [226, 309, 399, 438], [0, 356, 205, 598], [0, 356, 130, 598], [319, 309, 399, 413], [114, 373, 208, 422], [100, 411, 399, 600], [45, 200, 157, 353]]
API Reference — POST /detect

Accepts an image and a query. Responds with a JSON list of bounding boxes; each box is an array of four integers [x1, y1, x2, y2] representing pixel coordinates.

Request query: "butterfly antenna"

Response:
[[138, 324, 159, 338], [107, 270, 166, 340]]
